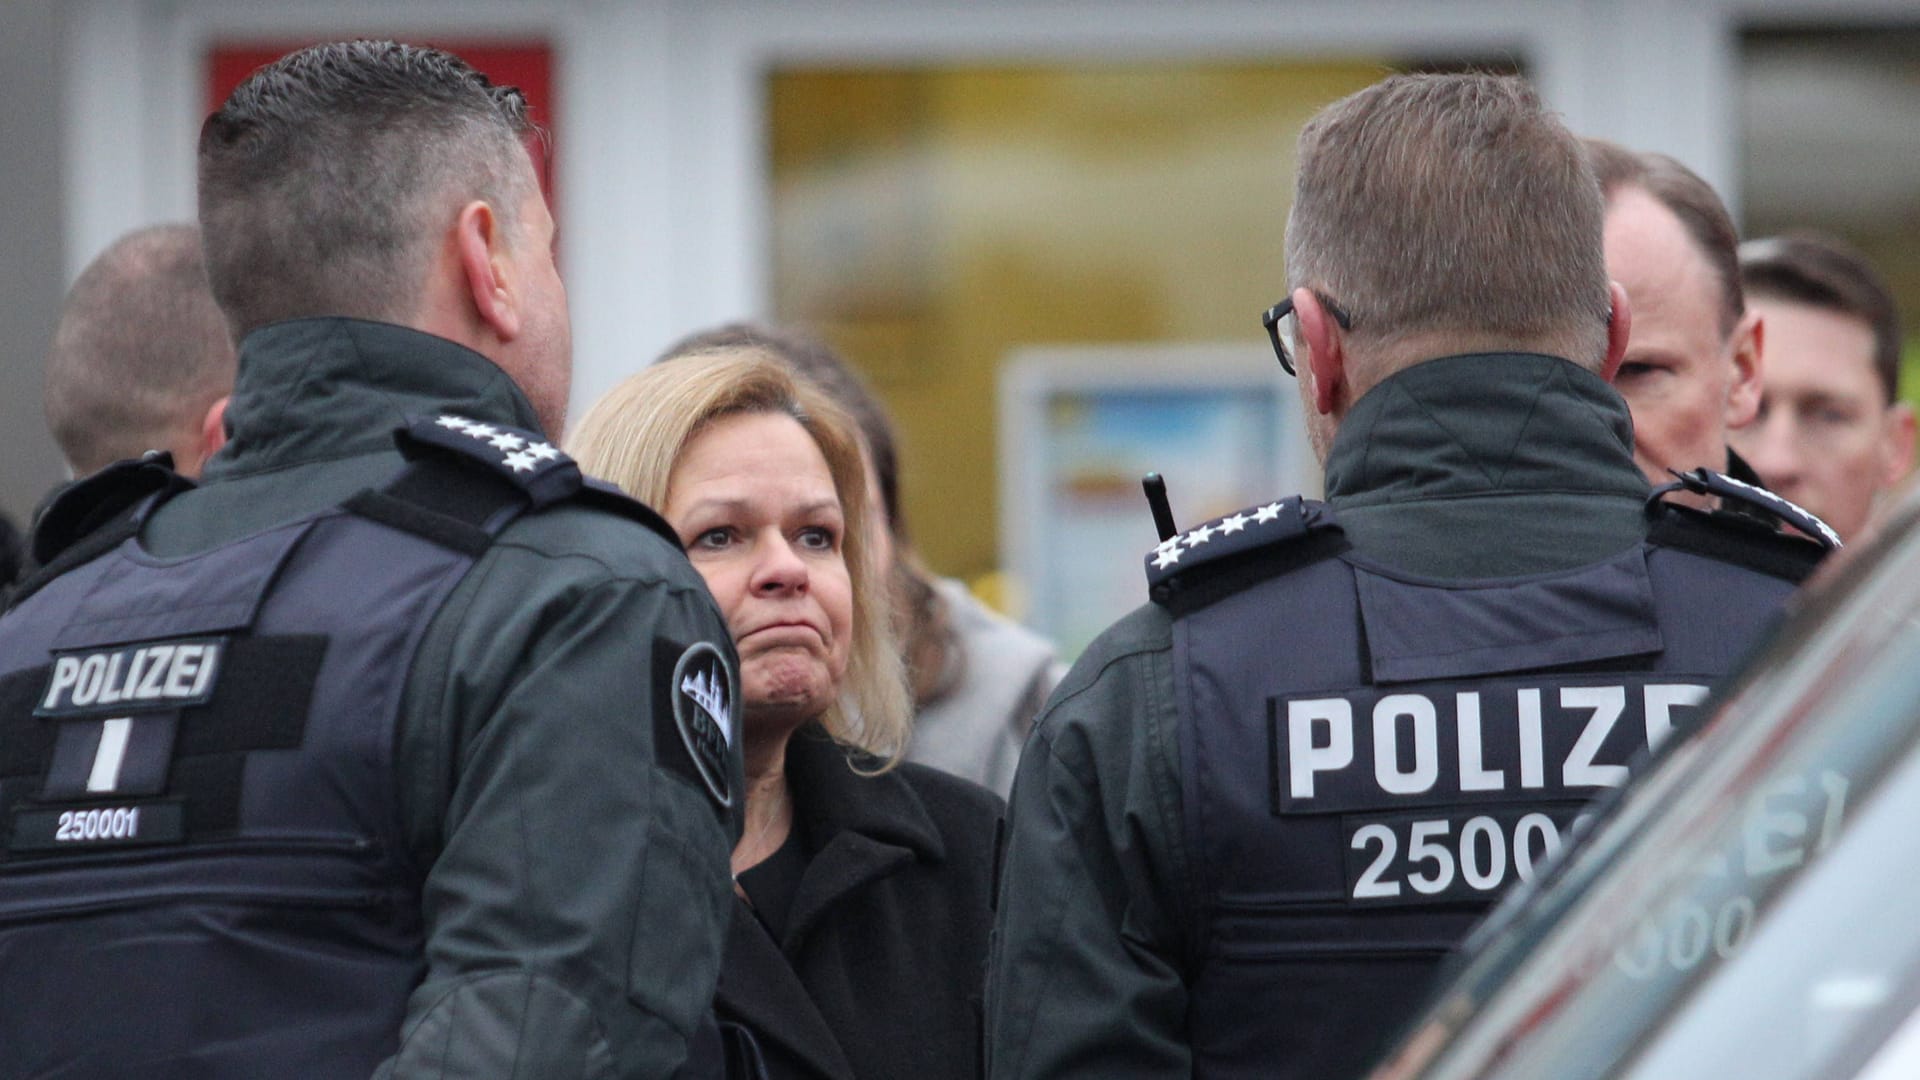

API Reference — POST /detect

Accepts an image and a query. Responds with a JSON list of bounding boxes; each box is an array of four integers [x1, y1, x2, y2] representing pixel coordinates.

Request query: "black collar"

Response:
[[211, 317, 544, 483], [1325, 352, 1646, 508]]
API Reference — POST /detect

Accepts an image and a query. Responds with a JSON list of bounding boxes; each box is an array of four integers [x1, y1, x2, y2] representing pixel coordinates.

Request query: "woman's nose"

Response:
[[750, 534, 809, 595]]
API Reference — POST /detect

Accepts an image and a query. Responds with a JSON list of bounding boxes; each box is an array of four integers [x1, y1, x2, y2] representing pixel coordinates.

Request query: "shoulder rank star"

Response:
[[1144, 496, 1311, 590], [433, 414, 564, 475], [1152, 537, 1184, 569]]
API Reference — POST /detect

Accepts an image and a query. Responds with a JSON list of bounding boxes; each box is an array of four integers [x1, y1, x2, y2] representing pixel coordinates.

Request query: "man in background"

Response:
[[44, 223, 235, 478], [1733, 232, 1913, 540], [1588, 139, 1765, 491]]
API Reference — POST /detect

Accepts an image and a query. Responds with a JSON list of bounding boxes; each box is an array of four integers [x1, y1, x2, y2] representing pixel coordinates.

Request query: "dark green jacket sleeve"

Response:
[[378, 535, 739, 1079], [986, 605, 1194, 1078]]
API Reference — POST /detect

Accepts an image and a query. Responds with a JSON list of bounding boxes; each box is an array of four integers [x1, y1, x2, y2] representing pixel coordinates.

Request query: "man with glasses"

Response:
[[987, 73, 1825, 1080]]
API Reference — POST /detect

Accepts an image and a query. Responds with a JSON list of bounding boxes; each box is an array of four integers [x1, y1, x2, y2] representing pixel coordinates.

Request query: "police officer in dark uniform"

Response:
[[0, 43, 744, 1078], [986, 73, 1831, 1080]]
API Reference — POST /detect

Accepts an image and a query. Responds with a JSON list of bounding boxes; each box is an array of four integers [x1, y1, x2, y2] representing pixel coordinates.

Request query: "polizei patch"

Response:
[[672, 641, 735, 808], [36, 638, 225, 717]]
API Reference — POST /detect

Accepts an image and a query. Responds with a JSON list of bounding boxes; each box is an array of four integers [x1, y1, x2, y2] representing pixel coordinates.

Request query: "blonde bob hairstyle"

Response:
[[568, 348, 911, 768]]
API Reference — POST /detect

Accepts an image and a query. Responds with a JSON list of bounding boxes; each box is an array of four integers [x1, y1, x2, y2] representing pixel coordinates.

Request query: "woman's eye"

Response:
[[690, 527, 734, 550], [797, 526, 838, 551]]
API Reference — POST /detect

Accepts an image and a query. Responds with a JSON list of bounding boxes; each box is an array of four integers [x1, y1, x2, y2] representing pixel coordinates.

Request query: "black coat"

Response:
[[717, 729, 1005, 1080]]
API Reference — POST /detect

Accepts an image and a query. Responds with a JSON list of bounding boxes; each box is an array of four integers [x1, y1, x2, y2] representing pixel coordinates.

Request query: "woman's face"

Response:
[[665, 411, 854, 729]]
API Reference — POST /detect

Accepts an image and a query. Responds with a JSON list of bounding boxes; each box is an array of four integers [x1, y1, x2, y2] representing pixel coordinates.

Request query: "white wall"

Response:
[[1, 1, 74, 524]]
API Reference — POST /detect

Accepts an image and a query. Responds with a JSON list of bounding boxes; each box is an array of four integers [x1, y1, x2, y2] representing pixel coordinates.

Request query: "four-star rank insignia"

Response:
[[400, 414, 584, 508], [1144, 495, 1317, 597]]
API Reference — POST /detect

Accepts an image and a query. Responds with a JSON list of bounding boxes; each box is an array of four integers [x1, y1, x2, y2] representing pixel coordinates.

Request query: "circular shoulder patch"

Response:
[[671, 641, 735, 808]]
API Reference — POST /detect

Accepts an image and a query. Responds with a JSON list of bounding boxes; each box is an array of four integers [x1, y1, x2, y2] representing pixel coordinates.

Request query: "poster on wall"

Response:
[[999, 344, 1317, 659]]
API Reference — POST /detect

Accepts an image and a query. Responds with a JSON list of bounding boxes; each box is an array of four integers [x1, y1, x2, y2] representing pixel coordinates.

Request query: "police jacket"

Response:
[[985, 353, 1823, 1080], [0, 318, 742, 1079]]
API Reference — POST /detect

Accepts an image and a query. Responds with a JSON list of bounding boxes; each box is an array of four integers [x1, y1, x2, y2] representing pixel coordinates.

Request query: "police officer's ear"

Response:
[[189, 396, 229, 478], [1600, 281, 1633, 383], [452, 200, 523, 343], [1294, 287, 1346, 417]]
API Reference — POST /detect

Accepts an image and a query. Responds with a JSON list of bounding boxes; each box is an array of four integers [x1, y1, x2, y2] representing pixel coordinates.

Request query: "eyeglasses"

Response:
[[1261, 292, 1353, 376]]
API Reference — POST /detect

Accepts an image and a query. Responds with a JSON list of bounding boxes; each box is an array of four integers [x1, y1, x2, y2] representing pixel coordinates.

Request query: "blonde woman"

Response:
[[570, 349, 1003, 1080]]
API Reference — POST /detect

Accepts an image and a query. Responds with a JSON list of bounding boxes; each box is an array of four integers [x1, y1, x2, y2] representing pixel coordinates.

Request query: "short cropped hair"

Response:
[[1586, 138, 1744, 338], [44, 224, 236, 475], [567, 350, 912, 768], [1741, 232, 1904, 404], [198, 40, 534, 339], [1286, 73, 1611, 367]]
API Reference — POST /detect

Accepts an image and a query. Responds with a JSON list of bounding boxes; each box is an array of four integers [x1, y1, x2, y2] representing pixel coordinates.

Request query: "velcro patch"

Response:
[[37, 638, 224, 717], [9, 800, 185, 852]]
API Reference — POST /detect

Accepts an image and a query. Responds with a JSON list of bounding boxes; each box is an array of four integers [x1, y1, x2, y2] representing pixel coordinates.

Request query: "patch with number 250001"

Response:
[[1341, 802, 1587, 905]]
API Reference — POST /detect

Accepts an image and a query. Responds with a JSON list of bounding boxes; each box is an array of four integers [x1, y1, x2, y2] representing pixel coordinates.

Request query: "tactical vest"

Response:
[[1148, 482, 1824, 1080], [0, 415, 684, 1080]]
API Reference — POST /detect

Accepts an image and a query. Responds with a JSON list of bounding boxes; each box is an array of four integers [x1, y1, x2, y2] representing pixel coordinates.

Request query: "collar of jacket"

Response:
[[209, 317, 545, 484], [783, 727, 947, 938], [714, 730, 945, 1080], [1323, 352, 1647, 509]]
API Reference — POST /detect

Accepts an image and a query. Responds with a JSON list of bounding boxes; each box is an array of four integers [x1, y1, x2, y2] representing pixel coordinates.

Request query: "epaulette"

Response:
[[29, 452, 191, 568], [1652, 466, 1841, 550], [394, 414, 680, 548], [1145, 495, 1342, 610], [10, 452, 194, 609], [1646, 469, 1831, 582]]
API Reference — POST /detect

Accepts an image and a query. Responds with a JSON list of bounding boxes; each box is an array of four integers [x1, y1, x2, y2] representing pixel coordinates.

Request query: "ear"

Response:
[[1293, 287, 1346, 417], [200, 396, 229, 461], [455, 200, 522, 342], [1723, 308, 1764, 430], [1882, 401, 1916, 487], [1600, 281, 1632, 382]]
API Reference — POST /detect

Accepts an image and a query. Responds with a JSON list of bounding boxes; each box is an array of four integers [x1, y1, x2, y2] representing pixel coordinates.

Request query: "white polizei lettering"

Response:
[[42, 656, 81, 709], [1456, 692, 1505, 791], [1644, 684, 1709, 752], [119, 650, 149, 703], [86, 718, 133, 793], [73, 655, 109, 707], [164, 646, 202, 697], [1373, 694, 1439, 795], [1562, 685, 1630, 788], [96, 653, 127, 705], [1288, 699, 1354, 799], [135, 645, 174, 699], [189, 646, 219, 698], [1518, 689, 1545, 789]]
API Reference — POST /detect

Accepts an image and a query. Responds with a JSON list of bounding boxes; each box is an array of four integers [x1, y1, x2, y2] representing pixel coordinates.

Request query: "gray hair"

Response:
[[44, 224, 236, 474], [197, 40, 535, 339], [1286, 74, 1612, 369]]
